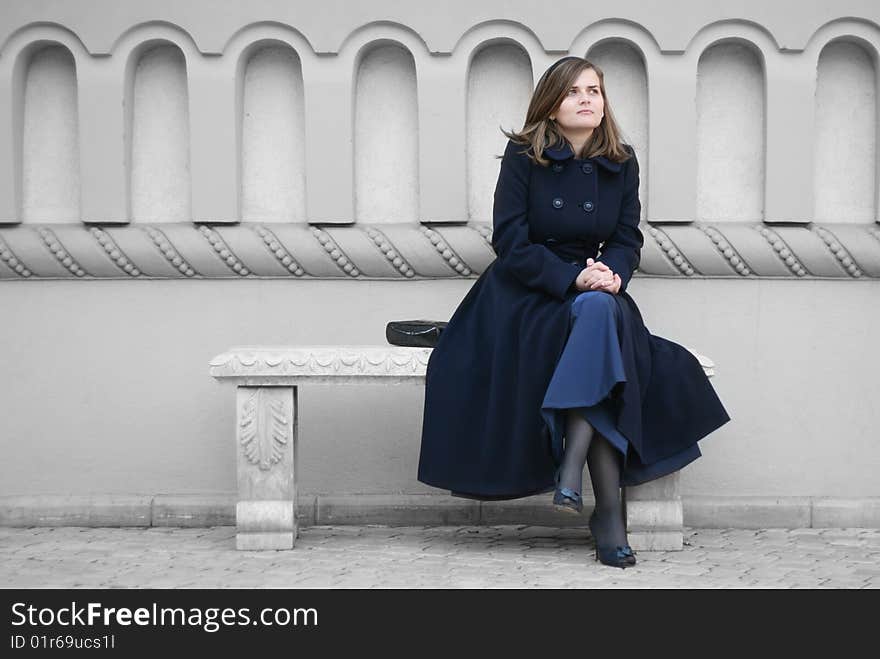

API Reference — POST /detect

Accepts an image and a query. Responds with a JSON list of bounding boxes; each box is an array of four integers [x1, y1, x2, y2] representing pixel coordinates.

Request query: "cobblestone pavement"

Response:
[[1, 525, 879, 588]]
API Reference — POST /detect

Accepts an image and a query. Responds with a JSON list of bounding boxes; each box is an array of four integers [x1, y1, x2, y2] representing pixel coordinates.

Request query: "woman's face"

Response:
[[549, 67, 605, 138]]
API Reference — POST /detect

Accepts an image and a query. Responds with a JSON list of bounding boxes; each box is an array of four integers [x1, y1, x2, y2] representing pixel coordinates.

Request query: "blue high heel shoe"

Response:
[[589, 510, 636, 568], [552, 468, 583, 514]]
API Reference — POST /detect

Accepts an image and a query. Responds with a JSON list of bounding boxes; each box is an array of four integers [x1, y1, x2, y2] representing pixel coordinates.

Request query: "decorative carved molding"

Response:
[[0, 234, 32, 277], [647, 227, 696, 276], [365, 226, 415, 277], [420, 226, 472, 276], [1, 221, 878, 280], [254, 225, 306, 276], [811, 225, 862, 278], [199, 225, 251, 276], [756, 226, 808, 277], [310, 227, 360, 277], [89, 227, 140, 277], [239, 388, 289, 472], [699, 224, 751, 276], [211, 345, 433, 380], [143, 226, 197, 277], [0, 2, 875, 55], [210, 344, 713, 379], [36, 227, 87, 277]]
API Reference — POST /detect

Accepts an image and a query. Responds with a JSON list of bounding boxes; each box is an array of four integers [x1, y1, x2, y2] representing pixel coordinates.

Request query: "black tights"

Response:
[[559, 409, 628, 548]]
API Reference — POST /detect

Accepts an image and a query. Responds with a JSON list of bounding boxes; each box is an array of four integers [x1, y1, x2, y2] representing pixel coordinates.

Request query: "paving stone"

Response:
[[662, 564, 711, 577], [1, 525, 879, 588], [821, 577, 869, 588], [657, 552, 707, 564]]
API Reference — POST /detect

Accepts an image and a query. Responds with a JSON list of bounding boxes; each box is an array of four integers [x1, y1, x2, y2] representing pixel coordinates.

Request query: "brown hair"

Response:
[[499, 56, 632, 167]]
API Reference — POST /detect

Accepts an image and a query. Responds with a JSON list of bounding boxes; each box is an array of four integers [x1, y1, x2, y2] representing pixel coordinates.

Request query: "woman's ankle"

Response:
[[591, 503, 628, 543]]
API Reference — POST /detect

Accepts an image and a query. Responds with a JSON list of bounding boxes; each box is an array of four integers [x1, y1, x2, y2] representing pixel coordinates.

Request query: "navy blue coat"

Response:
[[417, 138, 730, 500]]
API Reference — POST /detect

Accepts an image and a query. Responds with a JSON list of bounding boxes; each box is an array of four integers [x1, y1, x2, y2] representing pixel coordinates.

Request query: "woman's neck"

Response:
[[560, 128, 594, 156]]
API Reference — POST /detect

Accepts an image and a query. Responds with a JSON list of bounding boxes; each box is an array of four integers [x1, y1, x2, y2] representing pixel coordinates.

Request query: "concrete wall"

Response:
[[2, 277, 878, 500], [2, 0, 879, 227], [1, 1, 879, 524]]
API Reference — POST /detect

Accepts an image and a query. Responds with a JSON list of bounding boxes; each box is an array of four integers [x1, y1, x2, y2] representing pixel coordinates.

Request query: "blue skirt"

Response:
[[540, 291, 702, 487]]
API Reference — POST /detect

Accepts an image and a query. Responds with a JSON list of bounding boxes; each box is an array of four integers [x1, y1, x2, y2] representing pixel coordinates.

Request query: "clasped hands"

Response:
[[575, 258, 621, 294]]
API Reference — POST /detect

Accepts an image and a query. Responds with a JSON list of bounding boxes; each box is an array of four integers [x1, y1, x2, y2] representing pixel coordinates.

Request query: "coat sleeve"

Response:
[[598, 145, 643, 294], [491, 140, 582, 299]]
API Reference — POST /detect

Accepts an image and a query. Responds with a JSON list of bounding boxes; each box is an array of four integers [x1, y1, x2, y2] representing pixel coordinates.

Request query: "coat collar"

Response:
[[543, 141, 623, 173]]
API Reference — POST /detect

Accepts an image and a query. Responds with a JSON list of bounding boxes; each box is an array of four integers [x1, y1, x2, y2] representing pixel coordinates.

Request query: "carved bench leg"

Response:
[[235, 386, 298, 550], [624, 471, 683, 551]]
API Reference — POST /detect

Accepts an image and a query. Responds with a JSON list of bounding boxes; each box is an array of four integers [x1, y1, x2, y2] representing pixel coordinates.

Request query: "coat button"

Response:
[[552, 198, 564, 209], [552, 163, 564, 173], [582, 201, 594, 212], [581, 163, 593, 174]]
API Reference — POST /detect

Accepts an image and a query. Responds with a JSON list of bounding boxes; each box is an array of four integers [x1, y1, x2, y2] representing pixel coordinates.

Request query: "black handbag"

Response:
[[385, 320, 448, 348]]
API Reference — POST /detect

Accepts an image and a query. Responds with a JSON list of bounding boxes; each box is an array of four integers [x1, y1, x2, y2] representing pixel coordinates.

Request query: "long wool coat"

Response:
[[417, 138, 730, 500]]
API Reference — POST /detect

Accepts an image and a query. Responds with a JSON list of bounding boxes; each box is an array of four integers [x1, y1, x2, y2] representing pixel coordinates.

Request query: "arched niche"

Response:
[[814, 38, 877, 223], [239, 43, 306, 222], [465, 41, 532, 222], [128, 42, 191, 222], [21, 44, 81, 223], [696, 41, 766, 222], [353, 42, 419, 223]]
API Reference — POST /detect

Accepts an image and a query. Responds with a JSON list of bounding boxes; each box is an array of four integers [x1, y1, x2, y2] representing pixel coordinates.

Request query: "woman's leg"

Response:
[[557, 409, 595, 495], [586, 434, 628, 548]]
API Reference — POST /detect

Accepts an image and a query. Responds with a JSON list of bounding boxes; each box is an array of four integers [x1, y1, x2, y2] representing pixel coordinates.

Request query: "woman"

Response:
[[417, 56, 730, 568]]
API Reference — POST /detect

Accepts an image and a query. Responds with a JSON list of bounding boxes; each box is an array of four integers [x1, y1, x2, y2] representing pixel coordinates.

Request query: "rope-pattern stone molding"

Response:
[[810, 226, 862, 278], [143, 226, 197, 277], [36, 227, 87, 277], [1, 221, 879, 280], [699, 224, 752, 276], [89, 227, 141, 277], [253, 225, 306, 276], [420, 226, 472, 276], [756, 226, 809, 276], [364, 226, 415, 277], [647, 226, 696, 276], [474, 224, 494, 249], [0, 235, 32, 278], [310, 227, 360, 277], [198, 225, 251, 276]]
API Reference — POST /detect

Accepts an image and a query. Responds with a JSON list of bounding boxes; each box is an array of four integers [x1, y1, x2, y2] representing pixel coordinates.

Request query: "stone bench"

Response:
[[209, 345, 716, 551]]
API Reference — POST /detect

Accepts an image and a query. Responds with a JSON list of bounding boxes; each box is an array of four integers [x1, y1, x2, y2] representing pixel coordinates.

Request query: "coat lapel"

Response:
[[543, 141, 623, 173]]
